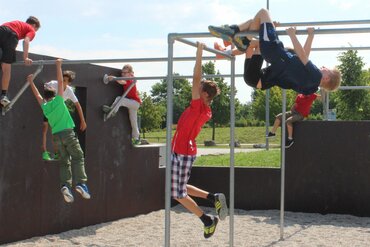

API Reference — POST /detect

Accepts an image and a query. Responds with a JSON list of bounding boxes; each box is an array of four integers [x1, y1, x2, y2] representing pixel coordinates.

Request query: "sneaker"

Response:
[[132, 139, 141, 146], [102, 105, 112, 113], [204, 216, 219, 239], [76, 183, 91, 199], [232, 36, 250, 52], [42, 151, 52, 161], [214, 193, 228, 220], [61, 186, 74, 203], [208, 25, 236, 43], [223, 40, 232, 47], [0, 95, 10, 107], [286, 138, 294, 149], [53, 153, 60, 160], [213, 42, 226, 59], [266, 132, 276, 138]]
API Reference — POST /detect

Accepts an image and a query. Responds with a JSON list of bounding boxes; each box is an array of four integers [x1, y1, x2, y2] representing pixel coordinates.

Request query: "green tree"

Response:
[[203, 61, 238, 141], [139, 92, 165, 137], [251, 87, 297, 125], [150, 74, 192, 124], [336, 50, 369, 120]]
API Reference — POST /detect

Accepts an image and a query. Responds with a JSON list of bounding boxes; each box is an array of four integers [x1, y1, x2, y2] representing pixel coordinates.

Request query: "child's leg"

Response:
[[65, 131, 87, 185], [54, 133, 73, 188], [286, 117, 294, 139], [1, 63, 11, 91], [42, 121, 49, 152], [271, 115, 282, 133], [119, 98, 140, 140]]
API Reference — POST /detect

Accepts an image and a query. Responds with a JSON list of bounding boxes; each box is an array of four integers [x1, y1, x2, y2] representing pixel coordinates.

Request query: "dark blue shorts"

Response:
[[0, 26, 19, 64], [259, 23, 289, 67]]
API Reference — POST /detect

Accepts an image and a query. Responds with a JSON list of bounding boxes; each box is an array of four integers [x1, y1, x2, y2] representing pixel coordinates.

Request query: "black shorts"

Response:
[[0, 26, 18, 64], [243, 55, 263, 88]]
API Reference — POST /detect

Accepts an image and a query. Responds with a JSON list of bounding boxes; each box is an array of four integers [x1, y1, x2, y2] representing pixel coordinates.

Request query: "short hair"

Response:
[[326, 68, 342, 92], [26, 16, 40, 29], [43, 88, 56, 100], [122, 64, 133, 73], [63, 70, 76, 83], [201, 80, 220, 101]]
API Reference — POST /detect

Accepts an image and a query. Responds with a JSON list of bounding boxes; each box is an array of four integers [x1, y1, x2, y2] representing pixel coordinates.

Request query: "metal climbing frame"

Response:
[[165, 20, 370, 247]]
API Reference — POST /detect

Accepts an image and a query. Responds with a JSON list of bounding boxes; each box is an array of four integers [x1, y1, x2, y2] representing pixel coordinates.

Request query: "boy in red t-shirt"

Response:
[[267, 93, 321, 148], [171, 42, 227, 239], [102, 64, 142, 145], [0, 16, 41, 107]]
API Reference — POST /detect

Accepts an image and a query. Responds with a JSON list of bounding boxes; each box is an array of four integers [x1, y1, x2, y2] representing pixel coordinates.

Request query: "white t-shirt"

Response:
[[44, 80, 78, 103]]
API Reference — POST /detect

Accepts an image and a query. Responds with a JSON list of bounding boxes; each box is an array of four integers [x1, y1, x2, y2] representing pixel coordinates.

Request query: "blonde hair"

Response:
[[325, 68, 341, 92], [122, 64, 134, 73]]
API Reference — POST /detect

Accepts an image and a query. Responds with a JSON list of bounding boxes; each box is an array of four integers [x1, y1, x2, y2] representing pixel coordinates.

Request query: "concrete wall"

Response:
[[0, 52, 165, 244]]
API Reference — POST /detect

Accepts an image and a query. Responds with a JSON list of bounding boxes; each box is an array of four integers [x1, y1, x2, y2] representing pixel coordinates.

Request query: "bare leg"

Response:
[[238, 8, 274, 32], [176, 195, 204, 217], [1, 63, 11, 91], [187, 184, 209, 199], [42, 122, 49, 152], [286, 120, 294, 139], [271, 117, 281, 133]]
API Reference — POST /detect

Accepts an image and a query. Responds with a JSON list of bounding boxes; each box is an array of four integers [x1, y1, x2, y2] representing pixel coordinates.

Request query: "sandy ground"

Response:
[[4, 205, 370, 247]]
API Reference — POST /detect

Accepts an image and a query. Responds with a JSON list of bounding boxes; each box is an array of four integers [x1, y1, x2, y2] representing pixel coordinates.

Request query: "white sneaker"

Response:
[[0, 95, 10, 107], [61, 186, 74, 203]]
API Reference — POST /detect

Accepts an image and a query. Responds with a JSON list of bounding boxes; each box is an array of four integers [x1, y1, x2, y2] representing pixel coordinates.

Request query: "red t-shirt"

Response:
[[172, 99, 212, 155], [293, 93, 318, 117], [2, 21, 36, 41], [124, 79, 141, 104]]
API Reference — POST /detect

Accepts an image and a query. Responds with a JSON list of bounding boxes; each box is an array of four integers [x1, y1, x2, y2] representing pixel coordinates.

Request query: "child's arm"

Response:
[[22, 37, 32, 66], [27, 74, 43, 105], [74, 102, 87, 131], [192, 42, 204, 100], [303, 27, 315, 58], [286, 27, 309, 65], [56, 59, 63, 96]]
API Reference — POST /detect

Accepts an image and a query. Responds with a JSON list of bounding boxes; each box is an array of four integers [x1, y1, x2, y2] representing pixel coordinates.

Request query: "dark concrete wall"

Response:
[[191, 121, 370, 216], [0, 52, 165, 244]]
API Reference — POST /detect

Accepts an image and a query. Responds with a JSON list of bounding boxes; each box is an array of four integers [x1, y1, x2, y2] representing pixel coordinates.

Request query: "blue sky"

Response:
[[1, 0, 370, 103]]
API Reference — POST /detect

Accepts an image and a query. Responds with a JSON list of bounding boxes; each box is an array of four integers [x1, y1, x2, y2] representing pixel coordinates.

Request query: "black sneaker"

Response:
[[204, 216, 219, 239], [266, 132, 276, 138], [285, 139, 294, 148], [0, 95, 10, 107], [208, 25, 235, 43], [232, 36, 250, 52], [214, 193, 228, 220]]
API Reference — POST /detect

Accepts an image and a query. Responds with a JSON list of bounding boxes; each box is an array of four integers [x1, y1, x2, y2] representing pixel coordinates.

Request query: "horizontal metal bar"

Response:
[[12, 56, 222, 66], [236, 27, 370, 37], [277, 19, 370, 27], [175, 37, 233, 59], [312, 46, 370, 51], [339, 86, 370, 90]]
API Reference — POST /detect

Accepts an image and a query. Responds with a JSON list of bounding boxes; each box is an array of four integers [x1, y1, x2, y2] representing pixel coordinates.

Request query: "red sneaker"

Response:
[[214, 42, 226, 59], [223, 40, 232, 47]]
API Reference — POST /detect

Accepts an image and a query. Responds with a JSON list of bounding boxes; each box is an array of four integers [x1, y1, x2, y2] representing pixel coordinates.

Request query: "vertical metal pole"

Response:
[[164, 34, 175, 247], [326, 92, 330, 120], [265, 89, 270, 150], [265, 0, 270, 151], [280, 89, 287, 240], [229, 56, 236, 247]]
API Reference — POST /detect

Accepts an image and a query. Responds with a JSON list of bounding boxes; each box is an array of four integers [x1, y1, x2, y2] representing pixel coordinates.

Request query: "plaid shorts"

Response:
[[171, 153, 196, 199]]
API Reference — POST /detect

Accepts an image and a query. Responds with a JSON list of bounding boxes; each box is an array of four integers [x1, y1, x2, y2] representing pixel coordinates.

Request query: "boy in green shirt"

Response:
[[27, 59, 90, 203]]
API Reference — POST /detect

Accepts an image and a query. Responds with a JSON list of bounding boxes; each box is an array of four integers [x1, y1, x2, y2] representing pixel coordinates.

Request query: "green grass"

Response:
[[143, 126, 282, 146], [194, 149, 281, 168]]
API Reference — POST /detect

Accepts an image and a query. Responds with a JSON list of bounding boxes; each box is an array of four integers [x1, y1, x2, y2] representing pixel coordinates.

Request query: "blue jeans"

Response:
[[53, 129, 87, 188]]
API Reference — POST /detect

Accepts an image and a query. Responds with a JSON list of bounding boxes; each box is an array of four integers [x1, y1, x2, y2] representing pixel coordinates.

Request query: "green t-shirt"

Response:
[[42, 95, 75, 134]]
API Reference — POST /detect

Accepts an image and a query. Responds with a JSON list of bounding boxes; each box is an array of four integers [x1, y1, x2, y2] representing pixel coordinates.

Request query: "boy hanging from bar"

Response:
[[171, 42, 228, 239], [41, 70, 87, 161], [27, 59, 90, 203], [209, 8, 341, 95]]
